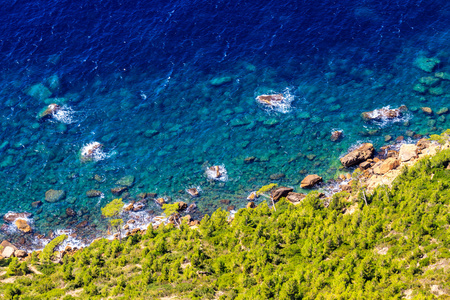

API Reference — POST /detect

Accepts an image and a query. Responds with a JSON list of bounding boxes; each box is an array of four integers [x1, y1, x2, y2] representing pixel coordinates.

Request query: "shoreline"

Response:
[[1, 132, 448, 258]]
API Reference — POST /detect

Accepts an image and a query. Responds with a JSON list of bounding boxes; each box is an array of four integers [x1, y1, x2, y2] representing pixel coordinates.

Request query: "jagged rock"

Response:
[[331, 130, 343, 142], [271, 187, 294, 201], [361, 106, 407, 121], [340, 184, 352, 193], [66, 208, 76, 217], [359, 161, 372, 170], [399, 144, 418, 162], [80, 142, 103, 161], [3, 212, 32, 223], [86, 190, 102, 198], [14, 250, 27, 258], [373, 158, 400, 175], [111, 186, 128, 195], [247, 192, 257, 201], [38, 103, 61, 120], [124, 202, 134, 212], [133, 201, 145, 212], [340, 143, 374, 167], [45, 189, 66, 203], [1, 240, 18, 250], [246, 202, 256, 209], [256, 94, 284, 106], [116, 175, 135, 187], [300, 175, 323, 188], [227, 205, 235, 211], [387, 150, 399, 158], [156, 198, 165, 206], [176, 202, 188, 211], [417, 138, 431, 150], [286, 192, 306, 203], [2, 246, 15, 258], [421, 107, 433, 114], [187, 203, 197, 212], [15, 219, 32, 233], [187, 188, 199, 197]]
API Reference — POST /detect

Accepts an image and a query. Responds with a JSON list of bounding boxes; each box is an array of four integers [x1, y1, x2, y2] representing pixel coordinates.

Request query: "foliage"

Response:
[[40, 234, 68, 264], [1, 147, 450, 299], [256, 183, 278, 196], [429, 129, 450, 145], [102, 198, 124, 235]]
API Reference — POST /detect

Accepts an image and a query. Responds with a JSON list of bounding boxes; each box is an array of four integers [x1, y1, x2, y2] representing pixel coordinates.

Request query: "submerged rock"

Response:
[[340, 143, 374, 167], [421, 107, 433, 114], [38, 103, 61, 120], [111, 186, 128, 195], [414, 56, 440, 73], [361, 106, 407, 121], [80, 142, 103, 161], [300, 175, 323, 188], [116, 175, 135, 187], [437, 107, 449, 115], [25, 83, 53, 101], [186, 188, 199, 197], [435, 72, 450, 80], [330, 130, 343, 142], [45, 189, 66, 203], [210, 76, 233, 86], [86, 190, 102, 198]]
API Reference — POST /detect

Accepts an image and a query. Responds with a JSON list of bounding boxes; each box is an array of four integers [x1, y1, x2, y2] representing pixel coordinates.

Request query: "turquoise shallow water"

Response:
[[1, 0, 450, 246]]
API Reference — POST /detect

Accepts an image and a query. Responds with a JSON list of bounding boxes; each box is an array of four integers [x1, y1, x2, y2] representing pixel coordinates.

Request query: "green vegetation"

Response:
[[102, 198, 125, 237], [256, 183, 278, 196], [1, 148, 450, 299], [429, 129, 450, 145]]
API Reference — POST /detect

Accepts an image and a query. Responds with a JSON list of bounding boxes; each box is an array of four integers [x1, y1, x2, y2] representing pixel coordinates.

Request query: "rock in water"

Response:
[[25, 83, 53, 101], [15, 219, 32, 233], [399, 144, 418, 162], [414, 57, 440, 73], [80, 142, 103, 161], [38, 103, 61, 120], [210, 76, 233, 86], [300, 175, 323, 188], [116, 175, 135, 187], [86, 190, 102, 198], [186, 188, 199, 197], [3, 212, 32, 223], [330, 130, 343, 142], [271, 187, 294, 201], [340, 143, 374, 167], [45, 189, 66, 203], [421, 107, 433, 114], [256, 94, 284, 106], [361, 106, 407, 121]]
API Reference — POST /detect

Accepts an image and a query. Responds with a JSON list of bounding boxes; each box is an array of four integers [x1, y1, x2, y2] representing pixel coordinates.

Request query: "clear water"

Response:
[[1, 0, 450, 246]]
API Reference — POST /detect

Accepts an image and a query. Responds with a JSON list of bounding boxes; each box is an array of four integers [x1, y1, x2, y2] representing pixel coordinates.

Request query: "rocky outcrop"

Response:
[[80, 142, 103, 161], [187, 188, 199, 197], [176, 202, 188, 211], [340, 143, 374, 167], [111, 187, 128, 195], [399, 144, 418, 162], [156, 198, 165, 206], [300, 175, 323, 188], [286, 192, 306, 204], [271, 187, 294, 201], [361, 106, 407, 121], [45, 189, 66, 203], [373, 158, 400, 175], [38, 103, 61, 120]]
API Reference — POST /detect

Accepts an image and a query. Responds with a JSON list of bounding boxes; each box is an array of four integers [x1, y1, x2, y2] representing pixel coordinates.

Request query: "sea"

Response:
[[1, 0, 449, 249]]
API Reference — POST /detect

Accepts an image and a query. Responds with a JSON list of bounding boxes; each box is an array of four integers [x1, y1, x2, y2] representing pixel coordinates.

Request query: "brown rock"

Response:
[[86, 190, 102, 197], [271, 187, 294, 201], [3, 212, 32, 223], [340, 143, 374, 167], [1, 240, 18, 251], [286, 192, 306, 203], [300, 174, 323, 188], [359, 161, 372, 170], [373, 157, 381, 163], [421, 107, 433, 114], [417, 138, 431, 150], [39, 103, 61, 120], [396, 136, 404, 142], [362, 105, 407, 121], [340, 184, 352, 192], [45, 189, 66, 203], [111, 186, 128, 195], [14, 219, 31, 233], [147, 193, 157, 198], [14, 250, 27, 258], [399, 144, 418, 162], [387, 150, 399, 158], [176, 201, 188, 211], [133, 202, 145, 211], [187, 203, 197, 212], [189, 220, 200, 226], [187, 188, 199, 197], [246, 202, 256, 209], [373, 158, 400, 175], [346, 173, 352, 180], [331, 130, 343, 142], [244, 156, 256, 164], [256, 94, 284, 106], [124, 202, 135, 212], [227, 205, 236, 211], [339, 174, 346, 180], [220, 199, 230, 205], [76, 220, 88, 228], [66, 208, 76, 217]]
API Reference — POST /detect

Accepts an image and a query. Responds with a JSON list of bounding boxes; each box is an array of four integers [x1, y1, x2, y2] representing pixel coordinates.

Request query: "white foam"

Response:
[[52, 105, 77, 124], [257, 87, 294, 114], [205, 164, 228, 181], [365, 105, 411, 128], [80, 142, 109, 161]]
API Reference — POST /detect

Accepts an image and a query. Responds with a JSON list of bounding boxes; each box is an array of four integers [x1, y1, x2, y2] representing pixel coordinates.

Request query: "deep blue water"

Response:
[[1, 0, 450, 246]]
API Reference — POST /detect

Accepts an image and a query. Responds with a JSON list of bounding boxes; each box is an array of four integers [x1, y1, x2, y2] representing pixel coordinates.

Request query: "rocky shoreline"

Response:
[[1, 133, 449, 261]]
